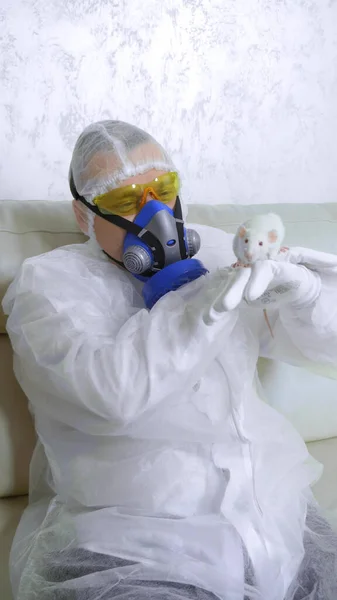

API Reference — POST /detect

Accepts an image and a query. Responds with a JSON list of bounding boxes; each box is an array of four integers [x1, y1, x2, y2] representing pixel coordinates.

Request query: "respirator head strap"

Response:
[[174, 196, 188, 259], [102, 250, 125, 268]]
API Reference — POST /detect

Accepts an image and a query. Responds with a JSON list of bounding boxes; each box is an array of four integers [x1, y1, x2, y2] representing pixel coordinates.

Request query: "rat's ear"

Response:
[[268, 229, 278, 244], [238, 226, 246, 238]]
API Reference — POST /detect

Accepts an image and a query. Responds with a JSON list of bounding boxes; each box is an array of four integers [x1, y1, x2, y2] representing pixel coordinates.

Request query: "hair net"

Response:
[[69, 120, 176, 203], [69, 120, 178, 239]]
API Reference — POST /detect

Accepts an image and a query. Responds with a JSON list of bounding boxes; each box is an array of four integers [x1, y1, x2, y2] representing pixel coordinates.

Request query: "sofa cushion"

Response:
[[308, 437, 337, 530], [257, 358, 337, 442], [187, 202, 337, 252], [0, 495, 28, 600], [0, 200, 86, 333], [0, 336, 36, 498]]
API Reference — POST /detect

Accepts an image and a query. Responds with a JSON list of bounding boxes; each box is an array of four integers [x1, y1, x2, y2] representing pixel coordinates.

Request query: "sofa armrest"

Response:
[[0, 496, 28, 600]]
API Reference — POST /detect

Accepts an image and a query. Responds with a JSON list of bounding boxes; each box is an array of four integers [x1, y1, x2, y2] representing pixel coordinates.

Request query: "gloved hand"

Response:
[[207, 247, 337, 319]]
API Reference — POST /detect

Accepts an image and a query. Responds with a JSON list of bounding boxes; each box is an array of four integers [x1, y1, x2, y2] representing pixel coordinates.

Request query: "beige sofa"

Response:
[[1, 200, 337, 600]]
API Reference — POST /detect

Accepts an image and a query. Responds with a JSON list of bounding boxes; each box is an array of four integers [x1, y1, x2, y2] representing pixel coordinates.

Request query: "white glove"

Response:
[[207, 247, 337, 318]]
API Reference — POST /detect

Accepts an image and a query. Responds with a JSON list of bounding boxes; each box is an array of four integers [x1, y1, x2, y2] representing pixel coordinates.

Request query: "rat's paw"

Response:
[[231, 260, 248, 268]]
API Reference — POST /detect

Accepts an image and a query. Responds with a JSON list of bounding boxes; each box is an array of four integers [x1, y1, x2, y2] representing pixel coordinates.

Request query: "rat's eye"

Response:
[[259, 241, 263, 246], [245, 239, 249, 244]]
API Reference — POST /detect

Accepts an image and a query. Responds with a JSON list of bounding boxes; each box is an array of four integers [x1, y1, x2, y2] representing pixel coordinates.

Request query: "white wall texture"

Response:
[[1, 0, 337, 205]]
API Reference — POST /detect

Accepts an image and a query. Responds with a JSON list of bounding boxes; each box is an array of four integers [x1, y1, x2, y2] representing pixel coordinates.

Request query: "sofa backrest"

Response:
[[1, 199, 337, 497], [0, 201, 85, 497]]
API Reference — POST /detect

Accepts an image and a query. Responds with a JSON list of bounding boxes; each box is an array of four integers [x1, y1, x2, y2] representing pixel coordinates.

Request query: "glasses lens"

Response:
[[94, 172, 180, 216]]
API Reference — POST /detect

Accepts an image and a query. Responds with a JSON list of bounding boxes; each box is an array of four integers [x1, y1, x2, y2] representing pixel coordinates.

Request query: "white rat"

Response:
[[233, 213, 285, 266], [232, 213, 287, 337]]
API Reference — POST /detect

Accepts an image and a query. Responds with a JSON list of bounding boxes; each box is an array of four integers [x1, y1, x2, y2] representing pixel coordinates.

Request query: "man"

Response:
[[3, 120, 337, 600]]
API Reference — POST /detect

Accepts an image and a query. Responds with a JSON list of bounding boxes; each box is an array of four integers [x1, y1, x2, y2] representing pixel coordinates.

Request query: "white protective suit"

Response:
[[3, 121, 337, 600]]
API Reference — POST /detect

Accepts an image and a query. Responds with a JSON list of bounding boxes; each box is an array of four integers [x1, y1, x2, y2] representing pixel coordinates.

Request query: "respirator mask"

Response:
[[70, 170, 207, 309]]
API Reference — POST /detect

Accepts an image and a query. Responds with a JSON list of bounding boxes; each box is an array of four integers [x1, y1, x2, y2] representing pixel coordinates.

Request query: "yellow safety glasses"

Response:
[[93, 171, 180, 216]]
